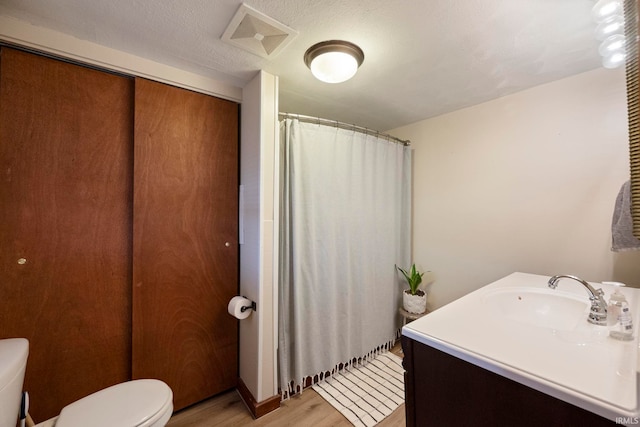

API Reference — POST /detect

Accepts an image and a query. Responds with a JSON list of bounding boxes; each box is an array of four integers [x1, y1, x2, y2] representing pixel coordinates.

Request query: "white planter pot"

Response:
[[403, 289, 427, 314]]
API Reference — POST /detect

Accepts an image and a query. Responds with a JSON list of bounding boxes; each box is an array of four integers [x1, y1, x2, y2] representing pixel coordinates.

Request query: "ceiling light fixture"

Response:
[[304, 40, 364, 83]]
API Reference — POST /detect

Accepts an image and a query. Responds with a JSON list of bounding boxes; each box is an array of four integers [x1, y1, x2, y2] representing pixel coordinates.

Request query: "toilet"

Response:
[[0, 338, 173, 427], [47, 379, 173, 427], [0, 338, 28, 427]]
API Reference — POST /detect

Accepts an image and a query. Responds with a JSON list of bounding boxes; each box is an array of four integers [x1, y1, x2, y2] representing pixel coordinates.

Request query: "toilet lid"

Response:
[[56, 379, 173, 427], [0, 338, 28, 392]]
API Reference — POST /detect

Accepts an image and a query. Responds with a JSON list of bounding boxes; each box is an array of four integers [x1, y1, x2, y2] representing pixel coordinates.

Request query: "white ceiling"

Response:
[[0, 0, 601, 131]]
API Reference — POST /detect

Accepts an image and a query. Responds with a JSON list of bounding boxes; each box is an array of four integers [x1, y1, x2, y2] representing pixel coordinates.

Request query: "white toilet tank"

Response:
[[0, 338, 28, 427]]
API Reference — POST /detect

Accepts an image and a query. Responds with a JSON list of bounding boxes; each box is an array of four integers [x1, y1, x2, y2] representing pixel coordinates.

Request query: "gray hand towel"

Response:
[[612, 180, 640, 252]]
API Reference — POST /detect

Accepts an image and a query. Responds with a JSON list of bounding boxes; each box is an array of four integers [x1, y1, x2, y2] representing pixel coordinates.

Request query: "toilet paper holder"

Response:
[[240, 299, 257, 313]]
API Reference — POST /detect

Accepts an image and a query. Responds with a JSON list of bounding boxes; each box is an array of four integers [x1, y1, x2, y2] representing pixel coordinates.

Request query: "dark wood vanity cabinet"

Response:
[[401, 336, 615, 426]]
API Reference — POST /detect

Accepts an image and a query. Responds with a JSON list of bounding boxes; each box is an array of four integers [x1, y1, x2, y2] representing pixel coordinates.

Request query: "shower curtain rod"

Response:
[[278, 112, 411, 146]]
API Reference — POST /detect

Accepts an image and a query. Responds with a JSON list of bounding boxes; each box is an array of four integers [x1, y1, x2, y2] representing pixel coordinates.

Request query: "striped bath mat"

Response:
[[312, 352, 405, 427]]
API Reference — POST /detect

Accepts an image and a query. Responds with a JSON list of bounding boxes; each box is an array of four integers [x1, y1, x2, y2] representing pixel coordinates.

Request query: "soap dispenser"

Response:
[[603, 282, 634, 341]]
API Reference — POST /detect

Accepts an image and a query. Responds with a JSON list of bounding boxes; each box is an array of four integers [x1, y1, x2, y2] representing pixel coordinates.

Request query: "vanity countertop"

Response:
[[402, 272, 640, 422]]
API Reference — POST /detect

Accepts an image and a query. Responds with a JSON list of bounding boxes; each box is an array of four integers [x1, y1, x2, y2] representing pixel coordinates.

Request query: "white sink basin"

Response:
[[483, 287, 589, 331], [402, 272, 640, 423]]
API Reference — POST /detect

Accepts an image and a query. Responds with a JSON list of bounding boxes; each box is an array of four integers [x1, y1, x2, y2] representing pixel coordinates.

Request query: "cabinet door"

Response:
[[0, 48, 133, 422], [133, 78, 239, 410]]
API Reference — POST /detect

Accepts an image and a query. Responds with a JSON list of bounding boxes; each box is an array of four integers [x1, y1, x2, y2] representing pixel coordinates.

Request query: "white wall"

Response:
[[390, 67, 640, 310], [239, 71, 279, 402]]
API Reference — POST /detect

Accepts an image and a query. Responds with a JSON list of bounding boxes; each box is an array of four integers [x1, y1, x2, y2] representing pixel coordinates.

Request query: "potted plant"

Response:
[[396, 264, 427, 314]]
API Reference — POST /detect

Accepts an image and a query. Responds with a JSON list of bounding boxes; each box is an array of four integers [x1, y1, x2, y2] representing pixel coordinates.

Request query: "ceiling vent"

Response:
[[222, 4, 298, 59]]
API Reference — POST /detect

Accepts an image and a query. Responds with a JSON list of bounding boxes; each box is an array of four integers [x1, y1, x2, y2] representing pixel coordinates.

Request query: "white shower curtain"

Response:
[[278, 118, 412, 397]]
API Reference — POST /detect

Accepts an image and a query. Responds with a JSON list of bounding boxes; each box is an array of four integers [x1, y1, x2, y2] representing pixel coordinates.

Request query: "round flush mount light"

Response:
[[304, 40, 364, 83]]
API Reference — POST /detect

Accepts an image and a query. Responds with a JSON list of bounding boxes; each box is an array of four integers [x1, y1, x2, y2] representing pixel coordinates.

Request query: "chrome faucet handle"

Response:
[[548, 275, 608, 326], [591, 288, 608, 326]]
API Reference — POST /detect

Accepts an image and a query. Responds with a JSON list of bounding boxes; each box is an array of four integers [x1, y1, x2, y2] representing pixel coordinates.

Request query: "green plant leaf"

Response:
[[396, 263, 425, 295]]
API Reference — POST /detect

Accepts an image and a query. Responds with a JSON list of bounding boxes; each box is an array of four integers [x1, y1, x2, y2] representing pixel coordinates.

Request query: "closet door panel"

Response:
[[133, 78, 238, 410], [0, 48, 133, 421]]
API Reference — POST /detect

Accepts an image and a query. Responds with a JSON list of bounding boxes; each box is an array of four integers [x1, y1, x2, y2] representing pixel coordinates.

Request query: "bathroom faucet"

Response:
[[548, 275, 608, 326]]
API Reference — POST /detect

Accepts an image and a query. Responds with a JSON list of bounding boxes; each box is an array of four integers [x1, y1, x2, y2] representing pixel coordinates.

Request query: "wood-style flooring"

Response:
[[167, 345, 405, 427]]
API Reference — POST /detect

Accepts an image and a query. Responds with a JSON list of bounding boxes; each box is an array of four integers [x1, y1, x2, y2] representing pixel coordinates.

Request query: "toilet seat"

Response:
[[55, 379, 173, 427]]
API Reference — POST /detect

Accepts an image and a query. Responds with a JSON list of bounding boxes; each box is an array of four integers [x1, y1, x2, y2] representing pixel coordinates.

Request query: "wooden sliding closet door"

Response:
[[0, 48, 133, 421], [133, 78, 239, 410]]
